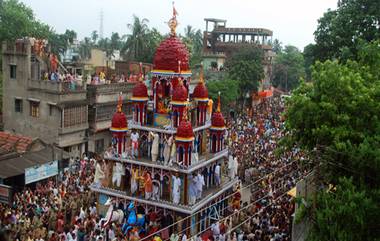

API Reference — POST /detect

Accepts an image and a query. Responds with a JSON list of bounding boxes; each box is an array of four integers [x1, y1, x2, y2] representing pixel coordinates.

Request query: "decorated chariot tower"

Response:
[[91, 6, 239, 239]]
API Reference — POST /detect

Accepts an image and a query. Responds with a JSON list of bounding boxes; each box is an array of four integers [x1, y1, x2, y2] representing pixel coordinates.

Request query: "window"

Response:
[[63, 106, 87, 127], [15, 99, 22, 113], [30, 101, 39, 117], [49, 105, 54, 116], [95, 139, 104, 153], [10, 65, 17, 79]]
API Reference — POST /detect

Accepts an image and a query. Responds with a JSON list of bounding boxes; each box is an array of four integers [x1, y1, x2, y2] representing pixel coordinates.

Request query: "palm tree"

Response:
[[110, 32, 122, 51], [184, 25, 195, 39], [78, 37, 92, 60], [91, 30, 99, 45], [122, 15, 149, 60], [182, 25, 204, 67]]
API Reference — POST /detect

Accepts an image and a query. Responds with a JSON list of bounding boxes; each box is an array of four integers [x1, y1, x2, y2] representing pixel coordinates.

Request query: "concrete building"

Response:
[[1, 39, 138, 158], [202, 18, 275, 89], [87, 82, 134, 154]]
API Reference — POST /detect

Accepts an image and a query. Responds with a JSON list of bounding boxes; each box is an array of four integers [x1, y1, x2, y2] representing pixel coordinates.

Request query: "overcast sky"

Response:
[[20, 0, 337, 50]]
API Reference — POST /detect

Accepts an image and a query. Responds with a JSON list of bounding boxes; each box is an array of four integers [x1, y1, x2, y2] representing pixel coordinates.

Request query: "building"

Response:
[[0, 131, 67, 188], [2, 40, 88, 157], [87, 82, 134, 154], [202, 18, 275, 89], [90, 9, 239, 239], [1, 39, 138, 157]]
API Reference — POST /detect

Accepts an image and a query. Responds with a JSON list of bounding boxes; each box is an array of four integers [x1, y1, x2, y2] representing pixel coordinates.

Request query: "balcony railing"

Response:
[[87, 82, 135, 94], [104, 147, 228, 173], [28, 79, 86, 93], [90, 176, 238, 213]]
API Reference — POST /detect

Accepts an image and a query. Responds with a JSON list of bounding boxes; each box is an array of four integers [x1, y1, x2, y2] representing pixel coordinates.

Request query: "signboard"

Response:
[[25, 161, 58, 184], [0, 184, 12, 205]]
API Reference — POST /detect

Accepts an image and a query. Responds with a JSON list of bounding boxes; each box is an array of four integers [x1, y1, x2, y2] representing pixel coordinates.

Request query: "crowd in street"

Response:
[[0, 96, 308, 241], [0, 158, 101, 241], [203, 96, 309, 241]]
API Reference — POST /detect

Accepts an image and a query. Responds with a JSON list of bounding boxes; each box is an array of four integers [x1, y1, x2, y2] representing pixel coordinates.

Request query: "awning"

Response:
[[287, 186, 297, 197], [0, 146, 69, 179]]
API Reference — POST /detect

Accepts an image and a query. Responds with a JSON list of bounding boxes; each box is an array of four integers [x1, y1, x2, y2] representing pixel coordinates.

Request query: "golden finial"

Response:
[[199, 64, 204, 84], [139, 62, 143, 81], [183, 106, 189, 121], [117, 92, 123, 112], [168, 2, 178, 36], [217, 91, 221, 112]]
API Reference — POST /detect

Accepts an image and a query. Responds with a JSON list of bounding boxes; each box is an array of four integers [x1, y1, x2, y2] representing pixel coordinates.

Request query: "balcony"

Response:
[[58, 123, 89, 134], [90, 177, 238, 214], [104, 148, 228, 174], [28, 79, 86, 94], [213, 27, 273, 36], [87, 82, 135, 95], [128, 119, 211, 135]]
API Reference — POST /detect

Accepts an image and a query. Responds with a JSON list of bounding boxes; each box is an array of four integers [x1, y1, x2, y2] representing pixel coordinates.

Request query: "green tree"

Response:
[[63, 29, 77, 44], [110, 32, 122, 51], [78, 37, 92, 60], [0, 0, 53, 43], [91, 30, 98, 45], [207, 79, 238, 110], [122, 15, 149, 61], [138, 28, 163, 63], [313, 0, 380, 62], [303, 44, 316, 81], [285, 41, 380, 241], [272, 45, 305, 91], [0, 0, 35, 43], [307, 178, 380, 241], [225, 46, 264, 107], [272, 38, 282, 54], [181, 25, 203, 67]]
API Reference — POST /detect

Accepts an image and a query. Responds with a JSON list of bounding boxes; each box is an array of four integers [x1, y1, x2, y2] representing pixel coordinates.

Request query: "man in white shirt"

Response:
[[214, 163, 221, 186], [131, 130, 139, 158], [172, 174, 182, 204], [196, 173, 205, 200]]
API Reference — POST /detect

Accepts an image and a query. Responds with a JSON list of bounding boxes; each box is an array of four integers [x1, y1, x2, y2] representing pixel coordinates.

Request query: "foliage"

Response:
[[286, 46, 380, 186], [181, 25, 203, 68], [138, 28, 164, 63], [294, 200, 307, 224], [78, 37, 92, 60], [121, 15, 150, 61], [286, 41, 380, 241], [206, 79, 238, 110], [272, 39, 282, 54], [225, 46, 264, 100], [0, 0, 76, 59], [303, 44, 316, 81], [312, 0, 380, 62], [307, 177, 380, 241], [272, 45, 305, 91], [48, 29, 78, 57]]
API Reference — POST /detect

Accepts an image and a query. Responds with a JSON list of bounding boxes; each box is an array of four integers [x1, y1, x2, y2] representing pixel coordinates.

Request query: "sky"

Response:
[[20, 0, 337, 50]]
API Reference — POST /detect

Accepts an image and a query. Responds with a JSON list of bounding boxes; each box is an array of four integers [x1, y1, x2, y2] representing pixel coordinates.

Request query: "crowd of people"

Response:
[[0, 96, 309, 241], [215, 96, 309, 241], [0, 158, 100, 241]]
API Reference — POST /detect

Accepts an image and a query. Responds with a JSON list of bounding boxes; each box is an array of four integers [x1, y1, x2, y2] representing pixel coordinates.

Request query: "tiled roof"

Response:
[[0, 132, 33, 154]]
